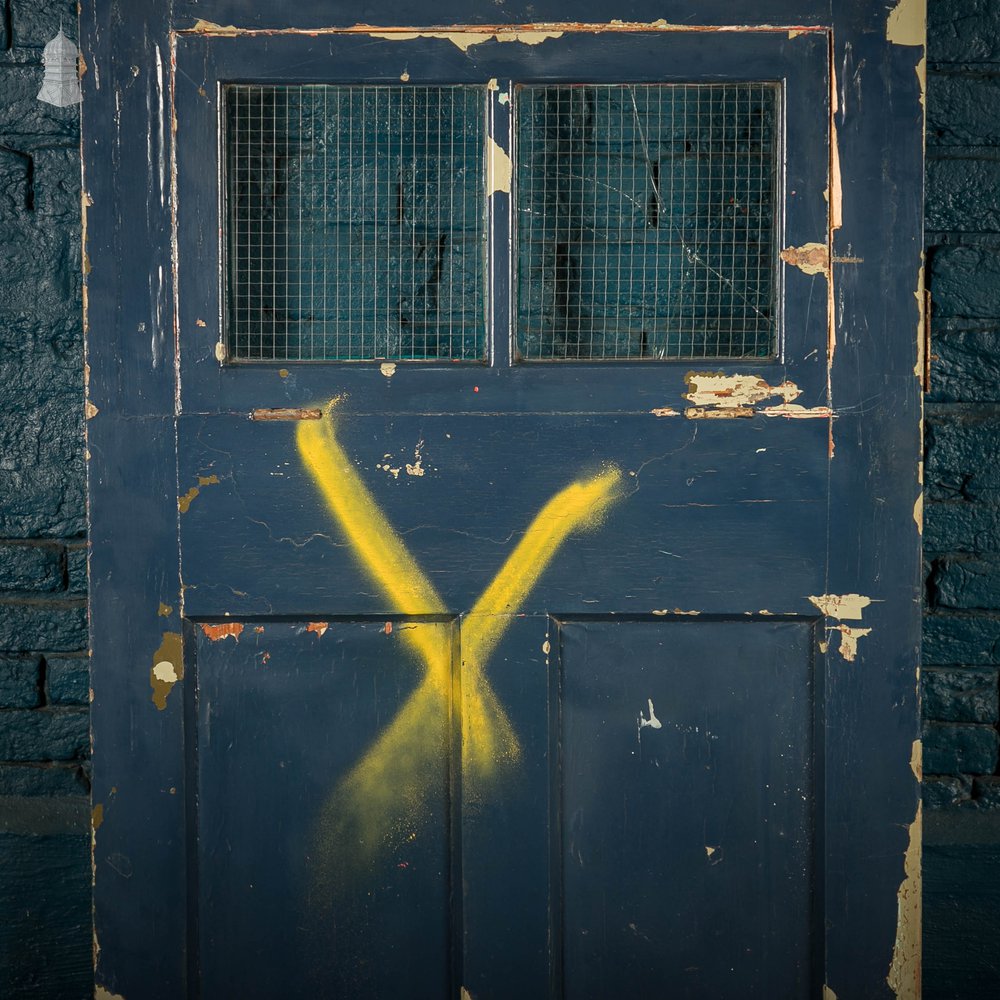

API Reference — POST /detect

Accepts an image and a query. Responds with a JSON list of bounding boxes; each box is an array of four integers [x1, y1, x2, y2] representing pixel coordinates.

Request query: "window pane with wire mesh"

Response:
[[515, 83, 780, 360], [225, 85, 487, 362]]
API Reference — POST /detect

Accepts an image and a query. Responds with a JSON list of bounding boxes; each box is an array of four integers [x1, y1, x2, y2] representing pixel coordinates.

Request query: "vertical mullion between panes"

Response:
[[488, 83, 512, 367]]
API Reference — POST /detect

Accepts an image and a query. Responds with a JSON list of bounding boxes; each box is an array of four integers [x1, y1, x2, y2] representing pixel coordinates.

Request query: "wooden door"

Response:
[[84, 3, 926, 998]]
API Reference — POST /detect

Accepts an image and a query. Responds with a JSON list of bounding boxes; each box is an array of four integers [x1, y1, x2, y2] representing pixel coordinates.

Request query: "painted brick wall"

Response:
[[923, 0, 1000, 809], [0, 3, 92, 998]]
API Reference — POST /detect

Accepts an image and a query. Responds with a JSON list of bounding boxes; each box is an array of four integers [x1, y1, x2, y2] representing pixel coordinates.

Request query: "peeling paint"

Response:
[[214, 341, 227, 363], [830, 624, 872, 662], [823, 988, 838, 1000], [85, 401, 99, 419], [364, 28, 564, 52], [650, 406, 680, 417], [190, 19, 240, 35], [762, 404, 834, 419], [487, 137, 512, 196], [910, 739, 922, 781], [684, 372, 801, 418], [199, 622, 244, 642], [652, 608, 699, 616], [92, 803, 104, 830], [157, 602, 172, 617], [406, 440, 427, 477], [306, 621, 329, 638], [808, 593, 871, 619], [780, 242, 829, 276], [914, 262, 927, 382], [150, 631, 183, 710], [886, 0, 926, 47], [915, 55, 927, 107], [887, 802, 922, 998], [95, 988, 126, 1000], [380, 362, 397, 377], [913, 492, 923, 534], [179, 473, 220, 512], [250, 407, 322, 421], [638, 698, 662, 730]]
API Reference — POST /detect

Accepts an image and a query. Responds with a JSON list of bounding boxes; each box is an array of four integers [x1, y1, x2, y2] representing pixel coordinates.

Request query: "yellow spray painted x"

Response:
[[297, 398, 622, 875]]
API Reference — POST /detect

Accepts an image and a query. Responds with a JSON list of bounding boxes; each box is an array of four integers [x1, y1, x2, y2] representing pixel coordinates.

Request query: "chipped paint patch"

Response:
[[251, 407, 322, 421], [380, 362, 397, 377], [95, 988, 126, 1000], [376, 454, 402, 479], [306, 621, 329, 638], [158, 603, 172, 617], [914, 492, 924, 534], [780, 242, 829, 276], [823, 987, 838, 1000], [178, 487, 199, 512], [200, 622, 244, 642], [487, 137, 512, 196], [638, 698, 662, 730], [92, 803, 104, 830], [406, 440, 427, 477], [887, 802, 922, 998], [762, 404, 833, 419], [650, 406, 680, 417], [914, 262, 927, 381], [365, 28, 564, 52], [652, 608, 699, 616], [809, 593, 871, 619], [886, 0, 926, 46], [684, 372, 801, 418], [214, 341, 227, 362], [150, 631, 183, 710], [190, 19, 240, 35], [85, 401, 99, 419], [831, 625, 872, 662], [910, 739, 923, 781], [915, 55, 927, 107]]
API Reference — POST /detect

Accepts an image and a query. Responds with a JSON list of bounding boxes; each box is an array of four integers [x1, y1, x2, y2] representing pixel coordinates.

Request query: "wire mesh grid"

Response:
[[225, 84, 488, 362], [515, 83, 780, 360]]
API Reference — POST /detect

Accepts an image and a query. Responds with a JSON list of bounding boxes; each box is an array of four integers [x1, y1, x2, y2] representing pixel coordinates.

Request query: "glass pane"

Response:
[[515, 83, 780, 360], [224, 85, 487, 362]]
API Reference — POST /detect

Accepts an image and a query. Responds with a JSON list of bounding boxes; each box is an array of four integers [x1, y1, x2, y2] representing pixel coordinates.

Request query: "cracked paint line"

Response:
[[762, 404, 833, 419], [650, 406, 680, 417], [150, 630, 183, 710]]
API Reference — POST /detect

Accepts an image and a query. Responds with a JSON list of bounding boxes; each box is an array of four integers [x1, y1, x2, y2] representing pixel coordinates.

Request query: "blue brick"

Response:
[[0, 708, 88, 761], [923, 667, 999, 723], [930, 246, 1000, 319], [934, 557, 1000, 610], [8, 3, 79, 51], [972, 776, 1000, 809], [925, 502, 1000, 552], [926, 415, 1000, 502], [922, 773, 973, 809], [65, 546, 86, 596], [927, 330, 1000, 403], [45, 656, 88, 707], [924, 612, 1000, 666], [0, 543, 62, 593], [928, 72, 1000, 147], [0, 763, 88, 797], [923, 721, 999, 775], [926, 154, 1000, 232], [0, 656, 40, 708], [0, 65, 79, 144], [0, 602, 87, 652], [32, 147, 80, 220], [929, 0, 1000, 63]]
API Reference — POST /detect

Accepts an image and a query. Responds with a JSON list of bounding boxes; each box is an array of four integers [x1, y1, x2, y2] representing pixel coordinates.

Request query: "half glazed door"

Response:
[[84, 4, 926, 999]]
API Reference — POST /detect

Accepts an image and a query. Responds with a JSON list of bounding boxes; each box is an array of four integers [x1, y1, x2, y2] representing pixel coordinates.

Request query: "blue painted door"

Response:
[[84, 5, 925, 999]]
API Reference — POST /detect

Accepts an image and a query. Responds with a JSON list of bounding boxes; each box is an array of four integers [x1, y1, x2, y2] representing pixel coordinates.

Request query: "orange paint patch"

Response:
[[200, 622, 244, 642], [306, 621, 329, 638], [384, 621, 393, 634]]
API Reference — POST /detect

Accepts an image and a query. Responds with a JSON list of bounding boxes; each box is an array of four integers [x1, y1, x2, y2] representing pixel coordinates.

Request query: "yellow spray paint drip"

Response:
[[297, 398, 622, 876]]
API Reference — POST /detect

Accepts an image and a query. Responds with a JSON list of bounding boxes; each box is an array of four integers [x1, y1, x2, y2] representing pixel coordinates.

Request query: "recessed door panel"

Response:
[[557, 617, 816, 998], [193, 618, 456, 999]]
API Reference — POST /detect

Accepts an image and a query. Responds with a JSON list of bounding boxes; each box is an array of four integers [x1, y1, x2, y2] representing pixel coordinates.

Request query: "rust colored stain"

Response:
[[200, 622, 244, 642], [384, 621, 393, 634], [307, 621, 330, 638]]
